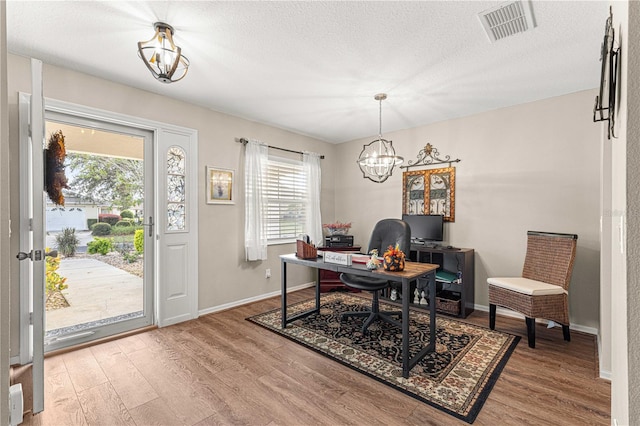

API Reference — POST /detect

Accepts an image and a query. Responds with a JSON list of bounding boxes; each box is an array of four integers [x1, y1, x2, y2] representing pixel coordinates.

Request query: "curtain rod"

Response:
[[236, 137, 325, 159]]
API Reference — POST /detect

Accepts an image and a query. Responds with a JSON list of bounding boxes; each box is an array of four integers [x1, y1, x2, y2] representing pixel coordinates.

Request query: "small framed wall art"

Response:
[[402, 167, 455, 221], [206, 166, 234, 204]]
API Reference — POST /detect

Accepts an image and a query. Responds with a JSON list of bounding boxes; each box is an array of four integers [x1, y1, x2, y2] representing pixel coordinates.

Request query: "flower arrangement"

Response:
[[45, 130, 69, 206], [323, 221, 352, 235], [383, 244, 406, 271]]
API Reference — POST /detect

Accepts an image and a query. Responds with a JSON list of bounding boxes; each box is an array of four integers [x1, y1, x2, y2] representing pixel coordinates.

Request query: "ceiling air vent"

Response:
[[478, 0, 536, 43]]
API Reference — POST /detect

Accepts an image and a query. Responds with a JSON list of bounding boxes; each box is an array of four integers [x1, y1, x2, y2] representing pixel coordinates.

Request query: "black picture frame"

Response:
[[593, 6, 619, 139]]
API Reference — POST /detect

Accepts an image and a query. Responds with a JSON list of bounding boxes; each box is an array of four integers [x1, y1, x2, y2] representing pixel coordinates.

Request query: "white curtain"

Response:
[[303, 152, 323, 246], [244, 139, 268, 261]]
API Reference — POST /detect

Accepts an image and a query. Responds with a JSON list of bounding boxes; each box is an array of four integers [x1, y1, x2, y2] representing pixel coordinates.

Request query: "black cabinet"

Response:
[[385, 245, 475, 318]]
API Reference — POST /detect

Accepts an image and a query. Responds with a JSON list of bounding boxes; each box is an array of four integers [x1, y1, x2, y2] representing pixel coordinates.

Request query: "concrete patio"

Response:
[[46, 257, 143, 332]]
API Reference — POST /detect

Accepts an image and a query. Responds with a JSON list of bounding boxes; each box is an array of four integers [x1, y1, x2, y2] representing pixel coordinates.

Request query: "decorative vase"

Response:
[[383, 253, 405, 271]]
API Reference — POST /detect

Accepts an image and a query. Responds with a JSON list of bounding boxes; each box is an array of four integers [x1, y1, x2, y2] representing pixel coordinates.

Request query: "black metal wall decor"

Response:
[[593, 6, 619, 140], [400, 143, 461, 170]]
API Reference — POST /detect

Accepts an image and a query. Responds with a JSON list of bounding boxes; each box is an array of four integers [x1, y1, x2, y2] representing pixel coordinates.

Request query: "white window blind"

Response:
[[265, 157, 307, 242]]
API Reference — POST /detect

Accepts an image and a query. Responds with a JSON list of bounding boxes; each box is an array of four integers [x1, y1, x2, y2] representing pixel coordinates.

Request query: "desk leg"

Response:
[[428, 271, 436, 348], [281, 260, 287, 329], [281, 260, 321, 327], [403, 272, 438, 378], [402, 277, 410, 378], [316, 268, 321, 309]]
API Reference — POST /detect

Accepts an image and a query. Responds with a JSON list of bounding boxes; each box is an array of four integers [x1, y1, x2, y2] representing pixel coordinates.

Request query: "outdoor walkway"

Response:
[[46, 258, 143, 332]]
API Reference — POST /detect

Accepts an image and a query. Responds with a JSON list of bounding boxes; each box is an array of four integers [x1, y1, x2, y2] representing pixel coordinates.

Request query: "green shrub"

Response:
[[120, 210, 134, 219], [99, 213, 121, 226], [111, 225, 141, 236], [87, 218, 98, 229], [114, 220, 133, 227], [114, 235, 134, 255], [87, 237, 113, 255], [91, 222, 112, 236], [134, 229, 144, 254], [122, 251, 139, 263], [55, 227, 79, 257]]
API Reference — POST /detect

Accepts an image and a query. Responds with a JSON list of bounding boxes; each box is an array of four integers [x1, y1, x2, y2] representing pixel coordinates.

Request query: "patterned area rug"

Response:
[[247, 293, 519, 424]]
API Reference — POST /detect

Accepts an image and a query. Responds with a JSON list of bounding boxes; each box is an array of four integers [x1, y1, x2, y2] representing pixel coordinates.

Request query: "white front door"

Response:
[[17, 60, 46, 414], [19, 91, 199, 414]]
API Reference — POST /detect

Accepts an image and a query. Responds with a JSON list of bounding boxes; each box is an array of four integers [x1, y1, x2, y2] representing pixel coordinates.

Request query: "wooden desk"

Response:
[[280, 253, 438, 378]]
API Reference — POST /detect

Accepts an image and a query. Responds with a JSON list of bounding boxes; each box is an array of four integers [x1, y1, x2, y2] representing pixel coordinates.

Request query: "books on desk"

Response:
[[351, 254, 371, 264]]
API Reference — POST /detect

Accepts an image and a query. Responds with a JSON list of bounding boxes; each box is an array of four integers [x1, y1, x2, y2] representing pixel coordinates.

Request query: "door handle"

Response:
[[142, 216, 154, 237], [16, 251, 32, 261], [16, 250, 42, 261]]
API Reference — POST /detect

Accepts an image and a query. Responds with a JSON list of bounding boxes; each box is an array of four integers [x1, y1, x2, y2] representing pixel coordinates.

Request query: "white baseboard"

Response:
[[198, 282, 315, 317], [9, 355, 20, 366], [474, 303, 598, 336], [599, 369, 611, 380], [597, 333, 612, 380]]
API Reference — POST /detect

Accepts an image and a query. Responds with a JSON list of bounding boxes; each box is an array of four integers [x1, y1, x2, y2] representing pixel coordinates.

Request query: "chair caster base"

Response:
[[341, 311, 402, 334]]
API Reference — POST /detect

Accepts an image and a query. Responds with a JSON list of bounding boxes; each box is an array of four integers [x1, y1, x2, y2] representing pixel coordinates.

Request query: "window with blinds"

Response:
[[265, 156, 307, 242]]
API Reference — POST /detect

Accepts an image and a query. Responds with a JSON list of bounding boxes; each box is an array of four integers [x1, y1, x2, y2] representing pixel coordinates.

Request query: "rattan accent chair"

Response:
[[339, 219, 411, 334], [488, 231, 578, 348]]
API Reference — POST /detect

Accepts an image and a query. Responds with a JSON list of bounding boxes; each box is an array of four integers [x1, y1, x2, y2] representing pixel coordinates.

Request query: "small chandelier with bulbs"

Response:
[[357, 93, 404, 183], [137, 22, 190, 84]]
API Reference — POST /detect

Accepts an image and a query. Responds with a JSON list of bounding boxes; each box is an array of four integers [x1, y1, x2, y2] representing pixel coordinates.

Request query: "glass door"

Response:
[[42, 114, 154, 351]]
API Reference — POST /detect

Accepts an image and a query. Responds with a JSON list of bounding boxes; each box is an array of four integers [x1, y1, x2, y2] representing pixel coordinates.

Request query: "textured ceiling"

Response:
[[6, 1, 609, 144]]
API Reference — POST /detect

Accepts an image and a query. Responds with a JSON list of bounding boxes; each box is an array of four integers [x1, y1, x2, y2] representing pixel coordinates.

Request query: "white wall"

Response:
[[334, 90, 602, 330], [624, 1, 640, 423], [6, 54, 337, 358], [607, 1, 631, 424], [602, 1, 640, 421], [0, 2, 11, 423]]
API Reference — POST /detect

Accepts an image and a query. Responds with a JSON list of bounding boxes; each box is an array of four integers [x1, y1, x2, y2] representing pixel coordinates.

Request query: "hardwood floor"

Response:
[[16, 288, 610, 425]]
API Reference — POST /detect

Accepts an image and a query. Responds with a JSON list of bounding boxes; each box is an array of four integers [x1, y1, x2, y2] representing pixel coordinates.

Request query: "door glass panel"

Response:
[[167, 146, 185, 174], [43, 120, 152, 349], [166, 146, 186, 231], [167, 175, 185, 203]]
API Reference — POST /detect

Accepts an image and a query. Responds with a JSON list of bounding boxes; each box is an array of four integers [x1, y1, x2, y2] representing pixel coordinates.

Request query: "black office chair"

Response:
[[339, 218, 412, 333]]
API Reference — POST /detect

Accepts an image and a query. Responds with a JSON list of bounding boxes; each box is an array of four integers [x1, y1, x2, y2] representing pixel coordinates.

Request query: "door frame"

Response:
[[0, 3, 10, 421], [18, 95, 199, 359]]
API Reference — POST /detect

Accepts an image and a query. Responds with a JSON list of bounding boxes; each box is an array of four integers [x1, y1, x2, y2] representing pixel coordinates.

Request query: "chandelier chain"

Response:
[[379, 97, 383, 138]]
